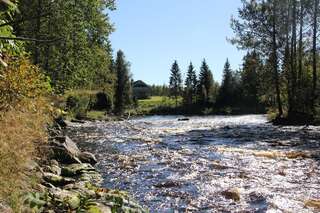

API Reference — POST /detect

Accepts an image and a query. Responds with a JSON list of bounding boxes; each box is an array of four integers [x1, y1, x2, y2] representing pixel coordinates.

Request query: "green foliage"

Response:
[[0, 0, 24, 56], [23, 192, 48, 212], [240, 51, 263, 109], [169, 60, 182, 107], [216, 59, 237, 107], [92, 92, 113, 111], [15, 0, 115, 91], [65, 94, 90, 119], [150, 84, 170, 96], [114, 50, 132, 115], [184, 62, 198, 105], [0, 58, 52, 111], [231, 0, 320, 120], [198, 59, 216, 105]]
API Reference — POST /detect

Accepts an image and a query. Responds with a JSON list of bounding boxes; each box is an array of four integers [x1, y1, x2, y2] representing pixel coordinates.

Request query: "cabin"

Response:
[[133, 80, 151, 99]]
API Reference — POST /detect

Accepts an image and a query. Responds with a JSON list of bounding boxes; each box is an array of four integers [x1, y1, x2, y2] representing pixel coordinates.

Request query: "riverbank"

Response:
[[1, 120, 148, 213]]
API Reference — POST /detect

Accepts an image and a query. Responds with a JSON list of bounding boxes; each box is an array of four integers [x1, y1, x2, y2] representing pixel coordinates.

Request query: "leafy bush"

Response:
[[91, 92, 113, 111], [66, 94, 91, 119], [0, 58, 51, 111], [65, 91, 113, 119]]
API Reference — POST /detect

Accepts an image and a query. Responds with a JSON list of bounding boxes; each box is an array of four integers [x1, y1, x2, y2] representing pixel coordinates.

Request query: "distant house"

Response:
[[133, 80, 151, 99]]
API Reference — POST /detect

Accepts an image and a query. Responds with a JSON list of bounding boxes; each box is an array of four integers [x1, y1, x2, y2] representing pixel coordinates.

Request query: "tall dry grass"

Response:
[[0, 58, 51, 211]]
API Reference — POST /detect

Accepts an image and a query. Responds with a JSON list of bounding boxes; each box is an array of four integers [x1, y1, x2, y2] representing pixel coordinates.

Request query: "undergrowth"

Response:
[[0, 57, 51, 211]]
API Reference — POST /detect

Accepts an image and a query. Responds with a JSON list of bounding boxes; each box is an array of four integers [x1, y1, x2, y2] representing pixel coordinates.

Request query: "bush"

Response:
[[91, 92, 113, 111], [66, 94, 90, 119], [0, 58, 51, 111], [0, 57, 51, 211]]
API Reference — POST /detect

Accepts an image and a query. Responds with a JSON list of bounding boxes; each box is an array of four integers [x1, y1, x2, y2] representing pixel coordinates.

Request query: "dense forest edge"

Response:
[[0, 0, 319, 212]]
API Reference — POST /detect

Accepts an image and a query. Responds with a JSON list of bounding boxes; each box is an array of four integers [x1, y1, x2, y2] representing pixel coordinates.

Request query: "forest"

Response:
[[0, 0, 320, 212]]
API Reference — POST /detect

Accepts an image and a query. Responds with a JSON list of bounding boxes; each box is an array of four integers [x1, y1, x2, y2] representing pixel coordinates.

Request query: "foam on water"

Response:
[[68, 115, 320, 212]]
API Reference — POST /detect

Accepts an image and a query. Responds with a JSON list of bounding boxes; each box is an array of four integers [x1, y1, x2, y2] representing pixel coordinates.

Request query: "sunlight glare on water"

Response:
[[68, 115, 320, 212]]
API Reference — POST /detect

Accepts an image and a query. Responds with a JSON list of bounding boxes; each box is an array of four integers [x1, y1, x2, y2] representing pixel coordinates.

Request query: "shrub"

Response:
[[91, 92, 113, 111], [0, 58, 51, 111], [65, 94, 90, 119], [0, 57, 51, 211]]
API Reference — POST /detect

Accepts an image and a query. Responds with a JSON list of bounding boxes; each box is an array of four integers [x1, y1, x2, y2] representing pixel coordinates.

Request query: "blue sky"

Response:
[[109, 0, 245, 85]]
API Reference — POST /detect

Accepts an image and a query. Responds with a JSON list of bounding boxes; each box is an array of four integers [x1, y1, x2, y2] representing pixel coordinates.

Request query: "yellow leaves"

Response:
[[0, 57, 51, 111]]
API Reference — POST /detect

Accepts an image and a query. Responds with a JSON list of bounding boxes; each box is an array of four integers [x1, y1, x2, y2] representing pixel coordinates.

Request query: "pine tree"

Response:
[[169, 60, 182, 107], [217, 59, 235, 107], [198, 59, 214, 105], [184, 62, 198, 105], [240, 52, 261, 110], [114, 50, 132, 115]]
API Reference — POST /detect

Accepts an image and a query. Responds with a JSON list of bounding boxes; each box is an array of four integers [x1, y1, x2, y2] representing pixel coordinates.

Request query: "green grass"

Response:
[[64, 89, 100, 99], [139, 96, 181, 108], [86, 111, 106, 120], [131, 96, 182, 115]]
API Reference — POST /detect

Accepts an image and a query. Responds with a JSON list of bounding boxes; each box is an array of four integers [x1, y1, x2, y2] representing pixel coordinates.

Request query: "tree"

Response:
[[217, 59, 235, 107], [169, 60, 182, 107], [184, 62, 198, 105], [198, 59, 214, 105], [231, 0, 284, 116], [311, 0, 319, 113], [240, 51, 262, 110], [14, 0, 115, 91], [114, 50, 132, 115]]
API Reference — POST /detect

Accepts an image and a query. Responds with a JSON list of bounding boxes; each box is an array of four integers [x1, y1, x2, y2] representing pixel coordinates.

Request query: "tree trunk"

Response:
[[312, 0, 318, 113], [34, 0, 42, 65], [272, 1, 283, 117], [289, 0, 297, 115], [298, 0, 304, 84]]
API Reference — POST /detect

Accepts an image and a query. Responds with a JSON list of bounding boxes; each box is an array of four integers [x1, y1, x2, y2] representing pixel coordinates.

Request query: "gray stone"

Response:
[[51, 136, 82, 164], [43, 172, 75, 186], [79, 151, 98, 165], [61, 163, 95, 177]]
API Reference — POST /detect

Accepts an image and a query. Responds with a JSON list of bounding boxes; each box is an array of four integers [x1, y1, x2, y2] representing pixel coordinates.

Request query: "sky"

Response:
[[109, 0, 245, 85]]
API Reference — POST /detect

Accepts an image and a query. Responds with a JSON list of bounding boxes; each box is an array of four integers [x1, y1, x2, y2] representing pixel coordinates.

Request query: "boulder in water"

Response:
[[154, 180, 181, 188], [221, 188, 241, 202], [79, 151, 98, 165], [178, 118, 190, 121]]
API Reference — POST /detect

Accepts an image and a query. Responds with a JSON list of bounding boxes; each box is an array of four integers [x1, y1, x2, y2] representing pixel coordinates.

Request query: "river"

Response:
[[68, 115, 320, 212]]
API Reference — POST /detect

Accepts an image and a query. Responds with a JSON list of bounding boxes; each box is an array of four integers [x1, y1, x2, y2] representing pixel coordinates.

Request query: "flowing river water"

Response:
[[68, 115, 320, 212]]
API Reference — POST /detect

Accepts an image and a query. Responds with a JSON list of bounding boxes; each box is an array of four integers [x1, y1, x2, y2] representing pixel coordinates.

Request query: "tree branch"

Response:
[[0, 36, 62, 43], [0, 13, 50, 28]]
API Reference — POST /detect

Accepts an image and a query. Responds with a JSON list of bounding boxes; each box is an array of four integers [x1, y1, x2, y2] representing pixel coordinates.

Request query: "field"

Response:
[[133, 96, 182, 115]]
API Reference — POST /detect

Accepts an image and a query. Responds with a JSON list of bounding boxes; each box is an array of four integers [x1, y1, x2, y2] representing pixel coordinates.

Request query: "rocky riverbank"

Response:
[[20, 119, 148, 213]]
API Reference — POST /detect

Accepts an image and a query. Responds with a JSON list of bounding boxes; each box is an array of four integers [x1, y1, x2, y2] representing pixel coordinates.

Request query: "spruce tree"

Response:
[[241, 52, 261, 110], [114, 50, 132, 115], [198, 59, 214, 105], [169, 60, 182, 107], [184, 62, 198, 105], [217, 59, 235, 107]]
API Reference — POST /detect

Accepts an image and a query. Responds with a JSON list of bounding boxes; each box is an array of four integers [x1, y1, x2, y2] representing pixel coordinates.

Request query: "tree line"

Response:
[[0, 0, 138, 116], [167, 57, 264, 114], [231, 0, 320, 122]]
